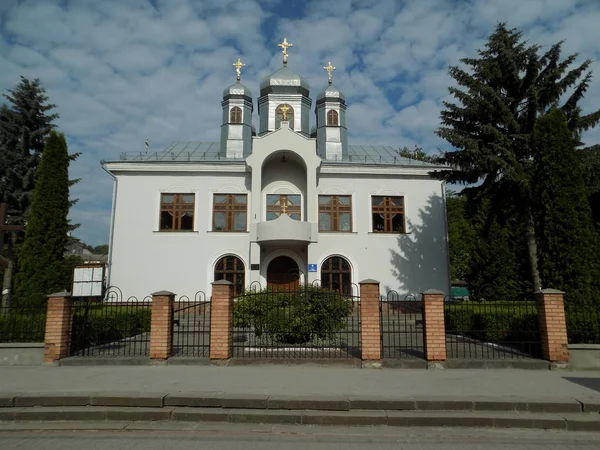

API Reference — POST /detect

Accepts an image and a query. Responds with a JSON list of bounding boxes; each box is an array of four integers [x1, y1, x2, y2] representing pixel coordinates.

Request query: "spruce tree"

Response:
[[436, 23, 600, 292], [0, 77, 59, 215], [14, 131, 71, 307], [532, 109, 600, 303]]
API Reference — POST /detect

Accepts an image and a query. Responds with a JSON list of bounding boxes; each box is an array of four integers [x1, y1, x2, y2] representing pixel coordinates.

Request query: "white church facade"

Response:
[[102, 39, 451, 299]]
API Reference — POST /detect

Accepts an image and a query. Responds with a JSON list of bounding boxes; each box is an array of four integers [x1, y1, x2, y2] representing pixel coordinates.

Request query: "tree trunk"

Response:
[[525, 207, 542, 291]]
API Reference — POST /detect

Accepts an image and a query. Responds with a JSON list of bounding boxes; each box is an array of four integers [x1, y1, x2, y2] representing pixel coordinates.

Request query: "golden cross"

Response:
[[323, 61, 336, 85], [232, 57, 245, 81], [277, 37, 293, 64], [280, 104, 290, 121]]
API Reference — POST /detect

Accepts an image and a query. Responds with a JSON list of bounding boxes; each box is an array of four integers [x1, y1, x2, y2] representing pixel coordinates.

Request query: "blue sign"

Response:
[[308, 264, 317, 272]]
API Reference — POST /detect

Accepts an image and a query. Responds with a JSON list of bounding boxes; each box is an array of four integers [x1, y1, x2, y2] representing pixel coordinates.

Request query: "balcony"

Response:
[[251, 214, 318, 245]]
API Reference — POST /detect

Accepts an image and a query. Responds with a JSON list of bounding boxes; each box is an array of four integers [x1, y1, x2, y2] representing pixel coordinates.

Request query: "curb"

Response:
[[1, 393, 599, 413], [0, 407, 598, 431]]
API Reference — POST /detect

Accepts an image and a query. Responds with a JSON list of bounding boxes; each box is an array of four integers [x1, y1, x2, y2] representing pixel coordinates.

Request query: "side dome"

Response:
[[317, 84, 345, 102], [260, 66, 310, 96], [223, 82, 252, 98]]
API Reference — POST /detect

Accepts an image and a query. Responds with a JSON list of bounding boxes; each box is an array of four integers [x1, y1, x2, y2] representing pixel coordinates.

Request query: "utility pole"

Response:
[[0, 203, 24, 314]]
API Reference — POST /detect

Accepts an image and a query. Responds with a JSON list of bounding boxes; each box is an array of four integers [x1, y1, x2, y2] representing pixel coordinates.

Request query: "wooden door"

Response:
[[267, 256, 300, 291]]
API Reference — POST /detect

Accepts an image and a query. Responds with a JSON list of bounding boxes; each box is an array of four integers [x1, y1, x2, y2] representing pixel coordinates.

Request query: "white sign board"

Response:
[[72, 265, 105, 297]]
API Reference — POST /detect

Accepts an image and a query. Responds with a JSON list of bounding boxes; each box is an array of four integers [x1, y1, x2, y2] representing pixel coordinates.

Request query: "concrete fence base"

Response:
[[0, 343, 45, 366], [568, 344, 600, 370]]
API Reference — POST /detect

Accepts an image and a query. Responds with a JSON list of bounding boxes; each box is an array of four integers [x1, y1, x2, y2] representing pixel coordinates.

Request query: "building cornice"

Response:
[[319, 164, 445, 176], [102, 161, 248, 174]]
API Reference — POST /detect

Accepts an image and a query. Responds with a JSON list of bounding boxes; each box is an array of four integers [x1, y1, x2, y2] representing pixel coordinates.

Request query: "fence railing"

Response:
[[565, 300, 600, 344], [444, 296, 542, 359], [0, 304, 47, 343], [232, 287, 360, 359], [70, 297, 151, 357], [381, 292, 424, 359], [172, 292, 211, 357]]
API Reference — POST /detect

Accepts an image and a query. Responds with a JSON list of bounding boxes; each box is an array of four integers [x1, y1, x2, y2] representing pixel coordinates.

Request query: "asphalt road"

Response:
[[1, 424, 600, 449]]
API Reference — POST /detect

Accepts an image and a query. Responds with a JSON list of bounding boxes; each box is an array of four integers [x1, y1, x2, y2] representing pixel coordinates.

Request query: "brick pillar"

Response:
[[210, 280, 234, 360], [44, 292, 73, 364], [535, 288, 569, 363], [422, 289, 447, 362], [359, 279, 382, 361], [150, 290, 175, 360]]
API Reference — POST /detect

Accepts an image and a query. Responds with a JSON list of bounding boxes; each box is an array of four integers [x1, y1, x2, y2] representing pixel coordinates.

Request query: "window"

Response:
[[371, 196, 405, 233], [275, 104, 294, 129], [214, 256, 245, 296], [213, 194, 247, 232], [230, 106, 242, 124], [319, 195, 352, 232], [159, 193, 194, 231], [327, 109, 338, 126], [266, 194, 301, 221], [321, 256, 352, 294]]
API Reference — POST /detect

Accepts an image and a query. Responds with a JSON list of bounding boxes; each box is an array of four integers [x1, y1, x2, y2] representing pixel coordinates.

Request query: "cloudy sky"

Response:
[[1, 0, 599, 246]]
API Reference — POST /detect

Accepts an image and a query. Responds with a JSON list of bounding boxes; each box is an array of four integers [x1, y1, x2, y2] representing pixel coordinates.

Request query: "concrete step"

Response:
[[0, 406, 598, 431], [1, 392, 598, 414]]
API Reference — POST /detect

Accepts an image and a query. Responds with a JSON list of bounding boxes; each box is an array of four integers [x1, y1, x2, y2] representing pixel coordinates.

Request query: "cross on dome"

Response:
[[277, 38, 293, 65], [232, 57, 245, 81], [323, 61, 336, 85]]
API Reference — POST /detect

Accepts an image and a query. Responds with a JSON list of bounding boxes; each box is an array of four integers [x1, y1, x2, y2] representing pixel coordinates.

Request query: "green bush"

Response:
[[0, 313, 46, 342], [233, 286, 354, 345], [444, 301, 539, 344], [71, 304, 151, 351], [565, 304, 600, 344]]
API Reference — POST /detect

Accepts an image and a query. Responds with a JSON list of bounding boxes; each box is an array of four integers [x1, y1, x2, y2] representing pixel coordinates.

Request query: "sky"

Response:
[[1, 0, 599, 246]]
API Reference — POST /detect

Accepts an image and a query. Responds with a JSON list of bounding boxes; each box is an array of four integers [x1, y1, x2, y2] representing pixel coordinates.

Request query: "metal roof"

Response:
[[114, 142, 444, 167]]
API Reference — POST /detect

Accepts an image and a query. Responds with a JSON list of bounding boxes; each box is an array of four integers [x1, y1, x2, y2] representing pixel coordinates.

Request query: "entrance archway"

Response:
[[267, 256, 300, 291]]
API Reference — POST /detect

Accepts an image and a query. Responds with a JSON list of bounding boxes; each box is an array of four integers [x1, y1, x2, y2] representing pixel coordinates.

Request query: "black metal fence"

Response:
[[380, 292, 424, 359], [172, 292, 211, 357], [0, 304, 47, 343], [444, 296, 542, 359], [232, 286, 361, 359], [565, 298, 600, 344], [70, 288, 151, 357]]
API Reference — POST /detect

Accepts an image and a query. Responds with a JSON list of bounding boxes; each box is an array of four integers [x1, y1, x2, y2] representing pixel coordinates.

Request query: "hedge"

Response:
[[233, 286, 354, 345], [71, 305, 151, 352], [0, 313, 46, 343]]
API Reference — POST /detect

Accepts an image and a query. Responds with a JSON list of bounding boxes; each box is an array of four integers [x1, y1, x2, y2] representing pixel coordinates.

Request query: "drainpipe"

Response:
[[101, 163, 118, 289]]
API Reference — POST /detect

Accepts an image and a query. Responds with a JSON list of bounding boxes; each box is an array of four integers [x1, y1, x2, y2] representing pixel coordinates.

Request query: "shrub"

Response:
[[565, 303, 600, 344], [0, 313, 46, 342], [233, 286, 354, 345], [71, 304, 151, 352]]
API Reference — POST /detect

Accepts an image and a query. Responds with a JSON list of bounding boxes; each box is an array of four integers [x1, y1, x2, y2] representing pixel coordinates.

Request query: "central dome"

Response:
[[260, 66, 310, 96]]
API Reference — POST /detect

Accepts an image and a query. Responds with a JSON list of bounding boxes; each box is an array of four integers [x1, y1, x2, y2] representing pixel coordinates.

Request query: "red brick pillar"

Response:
[[360, 279, 382, 361], [422, 289, 447, 363], [210, 280, 234, 360], [535, 289, 569, 364], [150, 291, 175, 360], [44, 292, 73, 364]]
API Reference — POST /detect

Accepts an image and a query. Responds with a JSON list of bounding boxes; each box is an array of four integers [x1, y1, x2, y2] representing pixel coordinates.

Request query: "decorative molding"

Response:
[[104, 162, 248, 174]]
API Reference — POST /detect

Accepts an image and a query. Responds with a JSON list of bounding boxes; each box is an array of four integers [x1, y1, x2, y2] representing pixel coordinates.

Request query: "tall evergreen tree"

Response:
[[532, 109, 600, 302], [436, 23, 600, 292], [13, 131, 71, 307], [0, 77, 59, 215]]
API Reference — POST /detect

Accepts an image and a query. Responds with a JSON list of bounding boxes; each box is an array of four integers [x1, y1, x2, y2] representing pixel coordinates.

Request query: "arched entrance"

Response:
[[267, 256, 300, 291]]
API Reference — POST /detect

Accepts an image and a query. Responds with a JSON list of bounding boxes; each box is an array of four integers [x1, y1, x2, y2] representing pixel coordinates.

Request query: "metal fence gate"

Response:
[[380, 291, 425, 359], [172, 292, 211, 357], [232, 287, 361, 359], [70, 289, 151, 357]]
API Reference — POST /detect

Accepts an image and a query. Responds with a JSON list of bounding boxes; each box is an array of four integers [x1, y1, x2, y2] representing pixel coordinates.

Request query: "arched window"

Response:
[[230, 106, 242, 124], [214, 255, 245, 295], [275, 104, 294, 129], [320, 256, 352, 294], [327, 109, 338, 126]]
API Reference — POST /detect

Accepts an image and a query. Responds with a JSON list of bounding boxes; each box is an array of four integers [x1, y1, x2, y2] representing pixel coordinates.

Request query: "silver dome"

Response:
[[223, 82, 252, 98], [260, 66, 310, 93], [317, 84, 345, 101]]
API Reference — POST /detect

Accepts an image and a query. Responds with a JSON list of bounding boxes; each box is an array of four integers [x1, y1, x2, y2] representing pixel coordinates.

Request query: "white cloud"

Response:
[[1, 0, 599, 245]]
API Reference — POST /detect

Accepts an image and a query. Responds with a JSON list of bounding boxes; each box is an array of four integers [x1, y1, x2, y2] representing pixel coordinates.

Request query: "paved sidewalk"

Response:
[[1, 365, 600, 399]]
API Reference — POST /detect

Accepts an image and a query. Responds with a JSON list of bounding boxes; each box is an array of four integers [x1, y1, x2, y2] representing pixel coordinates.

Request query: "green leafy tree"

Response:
[[579, 144, 600, 228], [532, 109, 600, 302], [14, 131, 71, 307], [445, 191, 476, 282], [0, 77, 59, 215], [396, 145, 442, 163], [436, 23, 600, 292]]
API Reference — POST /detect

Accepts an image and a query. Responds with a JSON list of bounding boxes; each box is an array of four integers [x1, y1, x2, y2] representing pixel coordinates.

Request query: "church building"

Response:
[[102, 39, 451, 299]]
